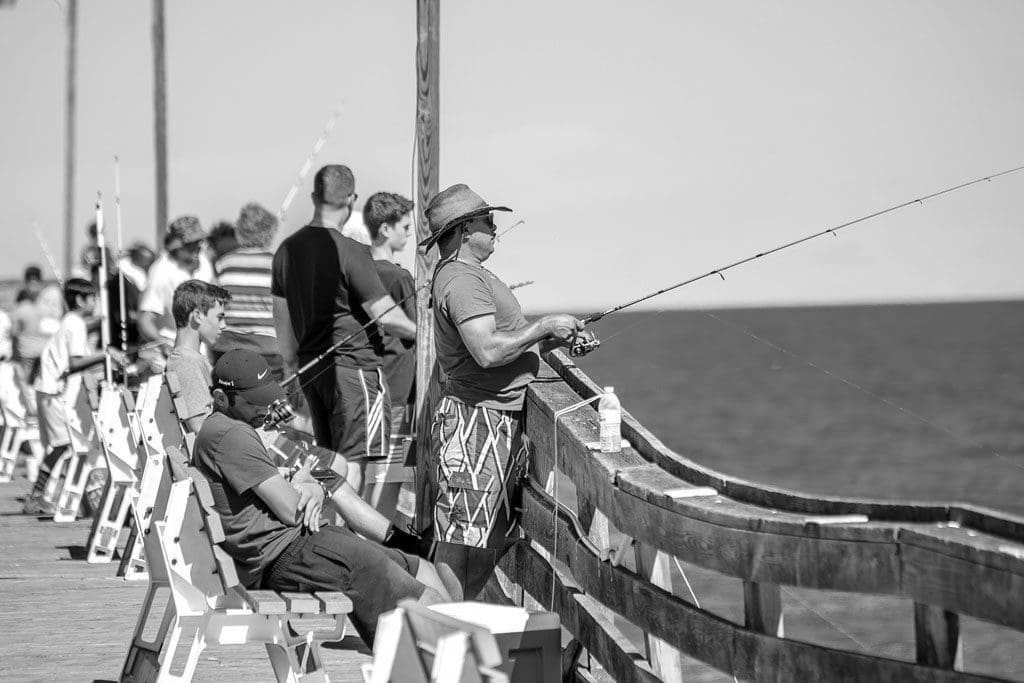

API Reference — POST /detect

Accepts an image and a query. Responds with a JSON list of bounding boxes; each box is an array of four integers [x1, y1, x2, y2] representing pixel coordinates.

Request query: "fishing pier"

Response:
[[2, 348, 1024, 681]]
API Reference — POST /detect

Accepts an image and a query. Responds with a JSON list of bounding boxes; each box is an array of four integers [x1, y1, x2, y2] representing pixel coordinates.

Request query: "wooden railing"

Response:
[[487, 350, 1024, 682]]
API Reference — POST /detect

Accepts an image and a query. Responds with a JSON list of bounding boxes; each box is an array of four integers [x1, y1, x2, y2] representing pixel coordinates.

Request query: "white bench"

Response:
[[121, 446, 353, 682]]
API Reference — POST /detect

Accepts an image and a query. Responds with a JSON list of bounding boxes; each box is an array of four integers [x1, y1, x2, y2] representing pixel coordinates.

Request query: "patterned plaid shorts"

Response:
[[427, 396, 529, 548]]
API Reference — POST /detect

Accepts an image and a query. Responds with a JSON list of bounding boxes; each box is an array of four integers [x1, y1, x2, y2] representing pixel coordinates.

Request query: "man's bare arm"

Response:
[[364, 295, 416, 341], [273, 296, 300, 373], [458, 313, 583, 369], [254, 474, 324, 528], [137, 311, 163, 344]]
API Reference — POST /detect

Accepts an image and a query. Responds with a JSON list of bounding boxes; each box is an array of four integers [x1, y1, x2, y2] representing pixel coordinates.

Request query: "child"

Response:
[[165, 279, 231, 433], [23, 278, 117, 514]]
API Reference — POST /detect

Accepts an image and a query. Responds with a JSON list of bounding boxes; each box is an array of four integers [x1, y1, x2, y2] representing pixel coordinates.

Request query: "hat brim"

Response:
[[166, 237, 206, 252], [419, 206, 512, 250], [237, 381, 287, 407]]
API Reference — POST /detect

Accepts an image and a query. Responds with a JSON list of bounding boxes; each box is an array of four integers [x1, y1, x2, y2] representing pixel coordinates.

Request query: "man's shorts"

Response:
[[264, 525, 423, 646], [425, 396, 529, 548], [301, 362, 391, 463]]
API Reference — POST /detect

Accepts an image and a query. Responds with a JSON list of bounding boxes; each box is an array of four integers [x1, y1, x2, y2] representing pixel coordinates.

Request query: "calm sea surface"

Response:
[[574, 301, 1024, 517]]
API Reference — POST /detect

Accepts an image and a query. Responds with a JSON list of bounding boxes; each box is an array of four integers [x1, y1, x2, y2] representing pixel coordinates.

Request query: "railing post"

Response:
[[743, 581, 785, 637], [914, 602, 962, 670], [634, 544, 686, 680]]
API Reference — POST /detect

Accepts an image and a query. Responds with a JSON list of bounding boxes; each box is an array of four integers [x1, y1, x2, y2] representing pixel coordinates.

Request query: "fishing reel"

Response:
[[569, 333, 601, 357], [262, 397, 297, 431]]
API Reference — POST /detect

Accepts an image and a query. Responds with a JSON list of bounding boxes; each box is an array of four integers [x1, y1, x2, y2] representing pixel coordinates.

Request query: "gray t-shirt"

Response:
[[192, 410, 301, 587], [431, 261, 539, 411], [166, 346, 213, 425]]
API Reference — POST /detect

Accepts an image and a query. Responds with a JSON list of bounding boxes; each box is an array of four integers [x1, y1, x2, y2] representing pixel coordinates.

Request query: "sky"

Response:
[[1, 1, 1023, 312]]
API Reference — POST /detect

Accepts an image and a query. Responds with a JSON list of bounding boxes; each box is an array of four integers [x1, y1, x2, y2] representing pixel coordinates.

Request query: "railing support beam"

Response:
[[744, 581, 785, 637], [914, 602, 962, 670]]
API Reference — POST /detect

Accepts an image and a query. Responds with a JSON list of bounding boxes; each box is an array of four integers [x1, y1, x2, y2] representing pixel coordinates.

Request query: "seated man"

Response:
[[192, 349, 457, 646]]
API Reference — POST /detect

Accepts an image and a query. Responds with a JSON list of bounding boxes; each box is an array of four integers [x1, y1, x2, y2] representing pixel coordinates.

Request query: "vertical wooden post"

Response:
[[62, 0, 78, 278], [413, 0, 440, 419], [634, 544, 686, 680], [914, 602, 963, 670], [744, 581, 785, 636], [411, 0, 441, 532], [152, 0, 168, 246]]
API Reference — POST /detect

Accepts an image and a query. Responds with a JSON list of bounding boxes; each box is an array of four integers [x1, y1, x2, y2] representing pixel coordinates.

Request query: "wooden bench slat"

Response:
[[243, 589, 288, 614], [280, 591, 321, 614], [315, 591, 353, 615]]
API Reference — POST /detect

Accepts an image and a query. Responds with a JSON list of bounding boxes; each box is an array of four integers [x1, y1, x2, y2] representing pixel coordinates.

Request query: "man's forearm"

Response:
[[137, 312, 163, 343], [328, 484, 390, 540], [273, 296, 299, 369], [380, 308, 417, 341], [478, 319, 549, 368]]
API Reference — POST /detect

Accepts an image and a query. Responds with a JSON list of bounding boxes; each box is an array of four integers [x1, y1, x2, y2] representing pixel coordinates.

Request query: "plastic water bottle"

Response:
[[598, 386, 621, 453]]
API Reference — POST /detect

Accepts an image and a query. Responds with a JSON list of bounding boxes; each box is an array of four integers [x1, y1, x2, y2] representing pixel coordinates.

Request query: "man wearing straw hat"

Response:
[[421, 183, 591, 597]]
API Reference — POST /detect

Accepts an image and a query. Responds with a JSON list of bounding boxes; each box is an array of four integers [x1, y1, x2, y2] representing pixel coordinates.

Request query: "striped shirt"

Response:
[[215, 248, 276, 338]]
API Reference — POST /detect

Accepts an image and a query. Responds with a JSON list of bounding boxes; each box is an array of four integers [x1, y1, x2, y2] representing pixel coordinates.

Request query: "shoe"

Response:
[[22, 496, 55, 516]]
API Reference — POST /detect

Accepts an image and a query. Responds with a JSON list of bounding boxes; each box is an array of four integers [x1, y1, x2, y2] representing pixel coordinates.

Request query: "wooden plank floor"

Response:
[[0, 476, 372, 683]]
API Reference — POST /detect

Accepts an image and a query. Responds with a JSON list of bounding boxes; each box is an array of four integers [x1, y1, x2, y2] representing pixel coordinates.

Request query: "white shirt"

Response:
[[118, 258, 149, 291], [35, 311, 90, 399], [139, 252, 216, 340], [339, 210, 370, 245]]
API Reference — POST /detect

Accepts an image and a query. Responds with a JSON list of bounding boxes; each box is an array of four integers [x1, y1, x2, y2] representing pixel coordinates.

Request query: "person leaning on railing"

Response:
[[420, 184, 595, 599]]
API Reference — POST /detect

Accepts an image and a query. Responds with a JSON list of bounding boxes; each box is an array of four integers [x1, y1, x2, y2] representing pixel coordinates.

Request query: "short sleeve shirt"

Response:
[[35, 311, 90, 399], [165, 347, 213, 425], [369, 260, 416, 404], [432, 261, 539, 411], [192, 411, 302, 588], [139, 253, 216, 340], [271, 226, 388, 368]]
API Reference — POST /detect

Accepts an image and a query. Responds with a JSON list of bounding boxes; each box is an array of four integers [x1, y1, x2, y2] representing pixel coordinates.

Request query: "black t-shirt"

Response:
[[271, 226, 388, 368], [369, 259, 416, 404]]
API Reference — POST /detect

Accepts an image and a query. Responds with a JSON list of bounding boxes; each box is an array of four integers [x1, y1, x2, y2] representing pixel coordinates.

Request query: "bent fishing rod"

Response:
[[280, 282, 428, 389], [582, 164, 1024, 326]]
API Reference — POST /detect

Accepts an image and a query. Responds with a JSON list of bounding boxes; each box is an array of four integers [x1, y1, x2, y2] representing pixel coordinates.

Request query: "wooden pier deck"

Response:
[[0, 477, 373, 683]]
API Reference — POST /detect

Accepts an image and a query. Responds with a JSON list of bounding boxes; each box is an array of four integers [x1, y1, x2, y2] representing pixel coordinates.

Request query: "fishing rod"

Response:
[[280, 282, 428, 389], [95, 194, 113, 383], [277, 106, 343, 224], [113, 156, 128, 353], [33, 222, 65, 288], [582, 164, 1024, 326]]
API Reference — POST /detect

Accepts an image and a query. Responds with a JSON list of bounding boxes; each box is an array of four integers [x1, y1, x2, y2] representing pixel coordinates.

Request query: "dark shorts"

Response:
[[301, 362, 391, 462], [264, 525, 423, 646]]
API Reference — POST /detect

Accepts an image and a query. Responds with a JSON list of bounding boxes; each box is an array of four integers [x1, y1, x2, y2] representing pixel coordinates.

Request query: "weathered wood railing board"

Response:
[[512, 351, 1024, 680], [515, 484, 1005, 683], [550, 352, 1024, 539]]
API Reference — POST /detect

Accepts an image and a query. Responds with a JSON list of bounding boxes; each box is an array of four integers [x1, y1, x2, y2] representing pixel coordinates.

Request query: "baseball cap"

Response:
[[212, 349, 286, 406], [312, 164, 356, 206]]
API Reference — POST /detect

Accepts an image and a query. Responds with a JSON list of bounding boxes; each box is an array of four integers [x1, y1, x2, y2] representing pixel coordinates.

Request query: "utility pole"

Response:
[[62, 0, 77, 278], [412, 0, 440, 528], [152, 0, 168, 245], [414, 0, 440, 418]]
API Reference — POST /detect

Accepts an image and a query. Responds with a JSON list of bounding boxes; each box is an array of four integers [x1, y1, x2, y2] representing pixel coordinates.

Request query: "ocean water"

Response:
[[574, 300, 1024, 517]]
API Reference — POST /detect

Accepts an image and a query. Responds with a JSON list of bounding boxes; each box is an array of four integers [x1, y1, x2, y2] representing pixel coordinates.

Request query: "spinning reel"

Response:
[[569, 333, 601, 357], [262, 397, 297, 431]]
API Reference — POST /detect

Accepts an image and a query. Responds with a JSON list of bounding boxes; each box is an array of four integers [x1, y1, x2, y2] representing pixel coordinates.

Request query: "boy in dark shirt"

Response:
[[364, 192, 417, 436]]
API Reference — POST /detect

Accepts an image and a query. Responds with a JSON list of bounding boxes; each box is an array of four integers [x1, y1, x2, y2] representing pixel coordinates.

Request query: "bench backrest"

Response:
[[369, 600, 508, 683], [147, 446, 240, 613]]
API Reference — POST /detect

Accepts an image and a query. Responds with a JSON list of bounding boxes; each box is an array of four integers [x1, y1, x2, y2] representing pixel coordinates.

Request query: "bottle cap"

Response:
[[603, 386, 614, 393]]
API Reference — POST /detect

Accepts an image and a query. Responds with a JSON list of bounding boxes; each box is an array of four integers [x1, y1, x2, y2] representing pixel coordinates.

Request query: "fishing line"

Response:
[[583, 164, 1024, 326], [781, 586, 873, 653]]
